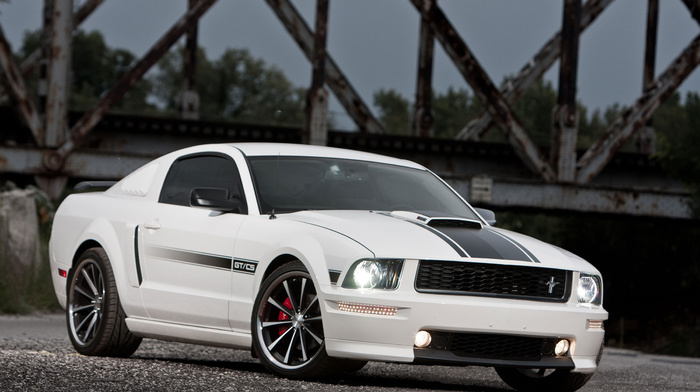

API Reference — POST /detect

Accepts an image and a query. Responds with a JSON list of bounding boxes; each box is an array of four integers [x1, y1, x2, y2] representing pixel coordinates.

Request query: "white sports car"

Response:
[[49, 143, 606, 391]]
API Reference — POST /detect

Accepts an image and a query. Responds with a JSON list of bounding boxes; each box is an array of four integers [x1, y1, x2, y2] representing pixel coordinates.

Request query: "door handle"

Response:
[[144, 219, 161, 230]]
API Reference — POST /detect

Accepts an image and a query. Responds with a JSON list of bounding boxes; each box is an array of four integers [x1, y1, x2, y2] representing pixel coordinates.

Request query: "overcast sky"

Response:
[[1, 0, 698, 130]]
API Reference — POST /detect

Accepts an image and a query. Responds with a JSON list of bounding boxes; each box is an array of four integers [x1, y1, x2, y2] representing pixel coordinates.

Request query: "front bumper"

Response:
[[320, 261, 607, 373]]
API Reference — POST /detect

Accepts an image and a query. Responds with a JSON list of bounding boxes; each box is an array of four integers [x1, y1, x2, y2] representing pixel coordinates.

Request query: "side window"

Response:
[[159, 154, 247, 213]]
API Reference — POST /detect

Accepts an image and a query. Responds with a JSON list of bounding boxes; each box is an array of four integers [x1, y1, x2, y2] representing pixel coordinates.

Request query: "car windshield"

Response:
[[248, 156, 479, 220]]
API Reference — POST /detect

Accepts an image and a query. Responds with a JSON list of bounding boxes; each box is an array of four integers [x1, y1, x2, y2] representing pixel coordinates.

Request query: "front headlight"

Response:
[[577, 273, 602, 306], [342, 259, 403, 290]]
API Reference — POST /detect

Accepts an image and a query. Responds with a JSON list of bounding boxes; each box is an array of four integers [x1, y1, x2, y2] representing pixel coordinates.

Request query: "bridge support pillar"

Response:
[[637, 0, 659, 154], [35, 0, 73, 199], [44, 0, 72, 148], [305, 0, 329, 146], [180, 0, 200, 120], [551, 0, 581, 183], [413, 0, 435, 138]]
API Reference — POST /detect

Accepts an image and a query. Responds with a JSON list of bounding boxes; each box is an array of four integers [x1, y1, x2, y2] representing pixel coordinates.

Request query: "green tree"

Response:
[[578, 107, 607, 148], [16, 29, 154, 113], [151, 47, 305, 126], [373, 87, 486, 138], [432, 87, 483, 138], [372, 88, 411, 135], [510, 78, 558, 146]]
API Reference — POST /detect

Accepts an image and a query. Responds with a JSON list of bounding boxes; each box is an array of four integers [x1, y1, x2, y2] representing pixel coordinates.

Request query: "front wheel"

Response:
[[495, 367, 593, 392], [251, 261, 361, 378], [66, 247, 141, 357]]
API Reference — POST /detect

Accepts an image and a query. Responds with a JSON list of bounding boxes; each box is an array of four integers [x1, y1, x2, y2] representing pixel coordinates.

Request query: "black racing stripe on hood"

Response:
[[485, 228, 541, 263], [432, 226, 534, 262], [404, 220, 468, 258]]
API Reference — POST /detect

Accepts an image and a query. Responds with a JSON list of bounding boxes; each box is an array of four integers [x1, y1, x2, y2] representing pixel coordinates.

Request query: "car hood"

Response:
[[281, 210, 596, 272]]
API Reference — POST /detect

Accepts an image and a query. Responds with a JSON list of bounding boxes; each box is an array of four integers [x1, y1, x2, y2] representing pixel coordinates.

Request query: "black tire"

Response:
[[66, 247, 141, 357], [251, 261, 362, 378]]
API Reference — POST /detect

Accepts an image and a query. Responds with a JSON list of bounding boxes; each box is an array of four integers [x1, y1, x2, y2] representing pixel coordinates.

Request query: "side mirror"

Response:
[[474, 207, 496, 226], [190, 187, 242, 213]]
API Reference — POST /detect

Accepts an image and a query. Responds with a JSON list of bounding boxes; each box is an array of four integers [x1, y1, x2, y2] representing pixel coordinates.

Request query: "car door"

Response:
[[138, 153, 247, 330]]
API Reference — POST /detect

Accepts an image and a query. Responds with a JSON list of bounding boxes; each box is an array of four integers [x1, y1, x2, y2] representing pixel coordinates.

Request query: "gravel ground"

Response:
[[1, 313, 699, 391]]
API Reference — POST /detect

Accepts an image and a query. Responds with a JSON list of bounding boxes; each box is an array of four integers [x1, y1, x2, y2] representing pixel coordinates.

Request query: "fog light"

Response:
[[415, 331, 432, 348], [554, 339, 570, 356]]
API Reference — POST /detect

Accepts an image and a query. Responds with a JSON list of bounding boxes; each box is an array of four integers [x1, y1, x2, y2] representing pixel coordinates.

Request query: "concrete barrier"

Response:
[[0, 188, 42, 310]]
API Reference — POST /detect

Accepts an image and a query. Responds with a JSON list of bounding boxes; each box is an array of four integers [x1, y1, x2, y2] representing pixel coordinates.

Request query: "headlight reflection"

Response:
[[342, 259, 403, 290], [577, 273, 602, 306]]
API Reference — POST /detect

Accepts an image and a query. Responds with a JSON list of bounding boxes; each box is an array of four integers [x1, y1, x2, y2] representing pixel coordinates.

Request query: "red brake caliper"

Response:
[[278, 297, 293, 336]]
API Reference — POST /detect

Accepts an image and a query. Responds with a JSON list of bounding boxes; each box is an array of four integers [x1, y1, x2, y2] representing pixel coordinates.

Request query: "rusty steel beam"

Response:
[[309, 0, 329, 100], [0, 24, 43, 143], [305, 0, 330, 145], [35, 0, 74, 199], [73, 0, 106, 26], [644, 0, 659, 91], [266, 0, 385, 134], [47, 0, 218, 171], [44, 0, 72, 147], [576, 33, 700, 184], [452, 178, 693, 220], [0, 146, 150, 180], [456, 0, 614, 141], [681, 0, 700, 25], [180, 0, 200, 120], [551, 0, 582, 182], [1, 107, 691, 218], [635, 0, 659, 154], [410, 0, 556, 182], [413, 0, 435, 138], [0, 0, 105, 104], [556, 0, 581, 112], [38, 0, 52, 115]]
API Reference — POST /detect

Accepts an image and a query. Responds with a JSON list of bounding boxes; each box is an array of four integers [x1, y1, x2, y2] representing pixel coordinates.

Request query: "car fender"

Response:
[[241, 218, 374, 300], [70, 217, 146, 318]]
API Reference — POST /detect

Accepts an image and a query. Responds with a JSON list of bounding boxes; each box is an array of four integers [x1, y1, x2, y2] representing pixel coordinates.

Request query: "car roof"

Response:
[[229, 143, 426, 170]]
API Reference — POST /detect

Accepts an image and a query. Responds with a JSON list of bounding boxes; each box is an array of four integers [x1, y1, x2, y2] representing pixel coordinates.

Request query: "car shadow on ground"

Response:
[[131, 353, 510, 391]]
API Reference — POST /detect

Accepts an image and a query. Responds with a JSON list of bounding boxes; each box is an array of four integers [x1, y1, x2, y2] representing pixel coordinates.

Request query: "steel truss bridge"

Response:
[[0, 0, 698, 219]]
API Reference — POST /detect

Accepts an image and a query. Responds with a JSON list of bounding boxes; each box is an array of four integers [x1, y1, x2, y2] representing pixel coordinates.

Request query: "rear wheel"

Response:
[[66, 247, 141, 357], [251, 261, 362, 378]]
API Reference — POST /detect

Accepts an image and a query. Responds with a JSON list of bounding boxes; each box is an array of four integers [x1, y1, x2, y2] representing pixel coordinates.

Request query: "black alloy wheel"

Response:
[[67, 247, 141, 357], [251, 261, 364, 378]]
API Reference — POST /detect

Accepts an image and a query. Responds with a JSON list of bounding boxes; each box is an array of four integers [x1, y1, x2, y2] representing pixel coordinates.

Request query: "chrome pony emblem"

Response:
[[545, 277, 560, 294]]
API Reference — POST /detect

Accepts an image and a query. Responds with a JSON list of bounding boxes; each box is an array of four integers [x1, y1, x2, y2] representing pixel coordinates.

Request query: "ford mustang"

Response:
[[49, 143, 606, 391]]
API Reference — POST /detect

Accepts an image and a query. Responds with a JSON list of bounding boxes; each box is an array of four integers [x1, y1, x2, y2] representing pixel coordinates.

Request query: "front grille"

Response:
[[415, 260, 571, 302], [428, 332, 554, 360]]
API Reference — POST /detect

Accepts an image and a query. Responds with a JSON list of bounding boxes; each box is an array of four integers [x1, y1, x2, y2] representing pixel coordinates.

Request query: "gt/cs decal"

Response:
[[233, 259, 258, 274], [144, 245, 258, 274]]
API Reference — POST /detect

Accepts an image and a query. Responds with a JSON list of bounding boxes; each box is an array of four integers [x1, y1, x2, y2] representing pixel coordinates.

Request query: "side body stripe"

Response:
[[142, 245, 259, 274], [144, 245, 232, 270]]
